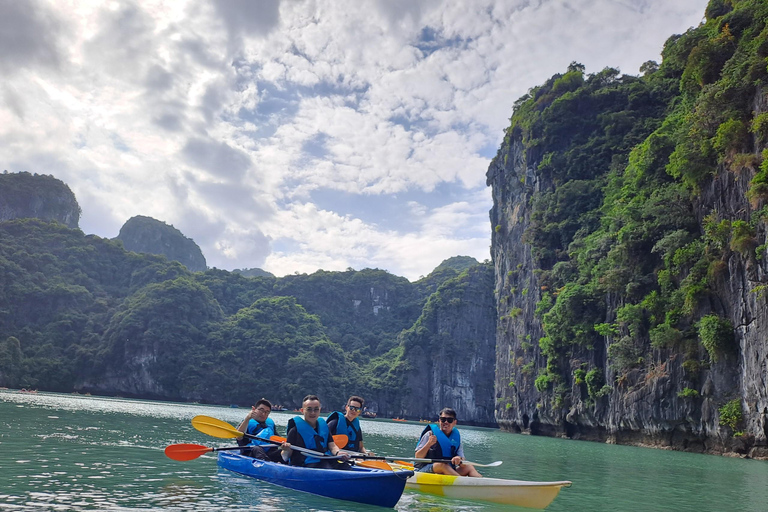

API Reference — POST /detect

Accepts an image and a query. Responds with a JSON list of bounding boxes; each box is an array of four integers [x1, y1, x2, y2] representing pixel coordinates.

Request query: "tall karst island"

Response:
[[488, 0, 768, 458]]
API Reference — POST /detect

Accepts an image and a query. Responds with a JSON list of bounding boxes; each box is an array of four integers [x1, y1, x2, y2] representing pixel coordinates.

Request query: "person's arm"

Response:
[[329, 441, 350, 461], [415, 433, 436, 458], [237, 407, 257, 436], [452, 444, 464, 466], [327, 418, 338, 434], [280, 427, 297, 462]]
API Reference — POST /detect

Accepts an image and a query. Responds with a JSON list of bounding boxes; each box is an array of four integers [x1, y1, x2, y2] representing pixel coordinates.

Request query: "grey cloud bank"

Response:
[[0, 0, 708, 280]]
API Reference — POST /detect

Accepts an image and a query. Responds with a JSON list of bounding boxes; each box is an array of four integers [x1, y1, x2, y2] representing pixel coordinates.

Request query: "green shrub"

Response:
[[713, 118, 748, 160], [573, 368, 586, 385], [608, 336, 642, 372], [534, 371, 554, 392], [698, 314, 736, 363], [585, 368, 605, 398], [719, 399, 743, 431], [678, 387, 699, 398], [650, 323, 682, 348], [521, 361, 535, 375], [682, 359, 701, 378], [751, 112, 768, 140], [594, 322, 618, 337], [730, 220, 756, 255]]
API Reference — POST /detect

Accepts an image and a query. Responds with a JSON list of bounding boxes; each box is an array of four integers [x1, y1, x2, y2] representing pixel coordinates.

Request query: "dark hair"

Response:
[[255, 398, 272, 410], [439, 407, 457, 419], [302, 394, 320, 404], [347, 395, 365, 407]]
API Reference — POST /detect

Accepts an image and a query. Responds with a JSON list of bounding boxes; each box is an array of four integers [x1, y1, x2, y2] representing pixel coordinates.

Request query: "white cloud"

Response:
[[0, 0, 709, 280]]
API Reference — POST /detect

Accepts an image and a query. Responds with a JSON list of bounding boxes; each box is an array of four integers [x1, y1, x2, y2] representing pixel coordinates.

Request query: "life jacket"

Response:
[[288, 416, 331, 465], [246, 417, 277, 448], [414, 424, 461, 469], [327, 411, 362, 452]]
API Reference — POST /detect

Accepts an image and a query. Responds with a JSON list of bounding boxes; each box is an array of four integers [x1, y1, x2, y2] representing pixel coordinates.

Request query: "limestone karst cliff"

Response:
[[487, 0, 768, 457], [397, 263, 497, 425], [116, 215, 207, 272], [0, 171, 81, 228]]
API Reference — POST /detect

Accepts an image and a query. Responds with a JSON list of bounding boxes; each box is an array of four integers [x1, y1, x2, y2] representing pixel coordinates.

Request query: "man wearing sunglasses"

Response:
[[327, 395, 373, 455], [279, 394, 350, 469], [414, 407, 481, 477], [236, 398, 283, 462]]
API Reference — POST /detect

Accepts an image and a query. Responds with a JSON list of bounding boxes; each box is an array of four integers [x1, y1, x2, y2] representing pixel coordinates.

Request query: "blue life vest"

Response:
[[246, 417, 277, 448], [414, 424, 461, 468], [327, 411, 362, 451], [290, 416, 331, 465]]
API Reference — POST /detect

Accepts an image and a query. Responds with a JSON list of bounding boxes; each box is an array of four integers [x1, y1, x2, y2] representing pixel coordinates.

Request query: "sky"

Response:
[[0, 0, 709, 281]]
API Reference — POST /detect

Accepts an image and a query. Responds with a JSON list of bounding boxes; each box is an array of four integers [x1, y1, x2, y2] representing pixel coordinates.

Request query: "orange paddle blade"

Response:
[[394, 460, 415, 469], [355, 460, 393, 470], [164, 443, 213, 461]]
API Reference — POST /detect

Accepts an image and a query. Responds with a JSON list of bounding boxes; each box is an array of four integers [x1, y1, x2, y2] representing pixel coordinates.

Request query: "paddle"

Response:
[[342, 449, 502, 467], [191, 415, 344, 460], [269, 434, 349, 449], [164, 443, 342, 461]]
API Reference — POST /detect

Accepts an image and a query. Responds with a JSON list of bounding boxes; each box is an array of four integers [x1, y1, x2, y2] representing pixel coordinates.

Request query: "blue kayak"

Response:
[[217, 452, 413, 508]]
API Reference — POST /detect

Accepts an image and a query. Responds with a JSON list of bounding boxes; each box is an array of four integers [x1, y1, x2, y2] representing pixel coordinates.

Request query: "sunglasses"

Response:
[[347, 405, 361, 412], [438, 417, 456, 423]]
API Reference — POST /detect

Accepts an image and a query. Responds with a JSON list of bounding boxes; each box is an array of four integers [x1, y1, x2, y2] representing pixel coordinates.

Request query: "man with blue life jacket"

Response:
[[414, 407, 481, 477], [279, 394, 351, 469], [236, 398, 283, 462], [326, 395, 373, 455]]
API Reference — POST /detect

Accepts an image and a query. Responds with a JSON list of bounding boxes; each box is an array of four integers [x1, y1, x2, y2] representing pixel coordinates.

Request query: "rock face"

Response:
[[0, 172, 81, 228], [398, 263, 498, 425], [116, 215, 207, 272], [487, 90, 768, 457]]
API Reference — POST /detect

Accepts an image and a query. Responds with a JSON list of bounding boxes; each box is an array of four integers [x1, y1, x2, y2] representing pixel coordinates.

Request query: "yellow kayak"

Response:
[[379, 462, 571, 509]]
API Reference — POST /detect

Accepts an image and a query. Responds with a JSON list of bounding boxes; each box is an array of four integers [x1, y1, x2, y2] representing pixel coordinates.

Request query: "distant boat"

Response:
[[230, 404, 239, 408], [392, 418, 407, 422], [272, 405, 287, 411]]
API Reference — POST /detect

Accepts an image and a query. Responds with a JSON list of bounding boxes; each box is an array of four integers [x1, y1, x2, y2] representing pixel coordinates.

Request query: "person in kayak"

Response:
[[236, 398, 283, 462], [326, 395, 373, 455], [414, 407, 481, 477], [279, 394, 351, 469]]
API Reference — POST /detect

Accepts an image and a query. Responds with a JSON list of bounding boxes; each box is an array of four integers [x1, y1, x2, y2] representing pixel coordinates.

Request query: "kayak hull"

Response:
[[217, 452, 412, 508], [405, 470, 571, 509]]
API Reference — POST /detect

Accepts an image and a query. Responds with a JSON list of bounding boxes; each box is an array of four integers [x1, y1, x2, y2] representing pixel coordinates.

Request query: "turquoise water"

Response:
[[1, 390, 767, 511]]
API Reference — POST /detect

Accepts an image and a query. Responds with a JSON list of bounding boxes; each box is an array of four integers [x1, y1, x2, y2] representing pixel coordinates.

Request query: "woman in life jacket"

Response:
[[414, 407, 481, 477]]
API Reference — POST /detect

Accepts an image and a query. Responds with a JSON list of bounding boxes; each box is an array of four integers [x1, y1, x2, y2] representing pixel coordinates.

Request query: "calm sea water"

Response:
[[1, 390, 767, 511]]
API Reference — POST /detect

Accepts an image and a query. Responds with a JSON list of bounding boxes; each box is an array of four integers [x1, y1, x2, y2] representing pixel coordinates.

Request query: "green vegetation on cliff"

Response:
[[499, 0, 768, 406], [0, 218, 485, 411]]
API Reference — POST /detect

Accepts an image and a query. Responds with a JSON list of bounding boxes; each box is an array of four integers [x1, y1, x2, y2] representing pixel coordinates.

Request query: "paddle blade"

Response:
[[394, 460, 415, 469], [270, 435, 287, 443], [192, 415, 242, 439], [165, 443, 213, 461], [355, 460, 393, 470]]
